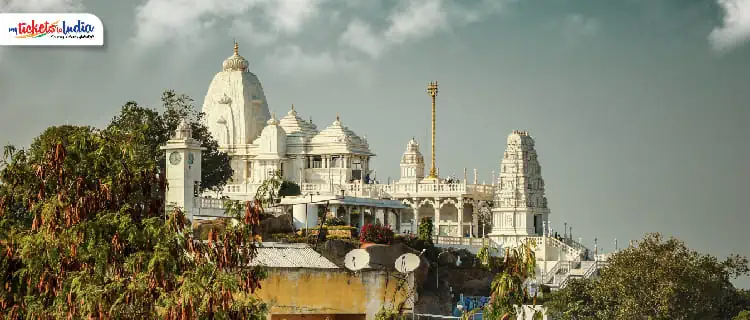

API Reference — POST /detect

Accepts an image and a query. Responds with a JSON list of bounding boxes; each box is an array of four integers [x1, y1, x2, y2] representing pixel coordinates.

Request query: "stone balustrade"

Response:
[[294, 181, 495, 199]]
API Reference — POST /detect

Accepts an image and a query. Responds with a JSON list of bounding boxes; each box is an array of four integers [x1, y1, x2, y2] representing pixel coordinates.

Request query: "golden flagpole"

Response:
[[427, 81, 438, 178]]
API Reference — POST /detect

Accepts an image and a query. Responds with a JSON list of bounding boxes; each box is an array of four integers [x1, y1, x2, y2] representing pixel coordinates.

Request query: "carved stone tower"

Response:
[[399, 138, 425, 182], [202, 42, 272, 184], [161, 120, 206, 221], [490, 130, 550, 238]]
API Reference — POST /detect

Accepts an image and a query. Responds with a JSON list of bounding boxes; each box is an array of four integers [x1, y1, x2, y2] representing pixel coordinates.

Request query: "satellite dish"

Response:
[[395, 253, 421, 273], [344, 249, 371, 271]]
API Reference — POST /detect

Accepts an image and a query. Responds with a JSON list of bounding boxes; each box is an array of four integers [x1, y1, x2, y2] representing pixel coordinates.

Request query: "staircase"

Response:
[[544, 260, 605, 290]]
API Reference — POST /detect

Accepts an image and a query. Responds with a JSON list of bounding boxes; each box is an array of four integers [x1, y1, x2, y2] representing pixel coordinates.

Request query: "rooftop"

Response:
[[251, 242, 339, 269]]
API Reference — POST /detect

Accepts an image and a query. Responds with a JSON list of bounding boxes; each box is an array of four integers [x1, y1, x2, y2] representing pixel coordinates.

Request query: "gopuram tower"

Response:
[[490, 130, 550, 245]]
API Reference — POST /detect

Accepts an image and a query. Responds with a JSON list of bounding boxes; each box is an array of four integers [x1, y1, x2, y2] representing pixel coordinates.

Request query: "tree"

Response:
[[254, 170, 301, 208], [418, 217, 433, 242], [476, 201, 492, 237], [735, 310, 750, 320], [0, 125, 266, 319], [465, 241, 541, 320], [107, 90, 232, 193], [545, 233, 750, 319]]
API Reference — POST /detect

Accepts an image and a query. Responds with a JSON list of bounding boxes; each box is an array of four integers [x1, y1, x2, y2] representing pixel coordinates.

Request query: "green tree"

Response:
[[545, 233, 750, 320], [735, 310, 750, 320], [464, 241, 540, 320], [418, 217, 433, 242], [0, 125, 266, 319], [253, 170, 301, 208], [107, 90, 232, 193]]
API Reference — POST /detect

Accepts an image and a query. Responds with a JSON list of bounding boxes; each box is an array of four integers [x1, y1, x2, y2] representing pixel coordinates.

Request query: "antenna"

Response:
[[344, 249, 371, 271], [395, 253, 421, 274]]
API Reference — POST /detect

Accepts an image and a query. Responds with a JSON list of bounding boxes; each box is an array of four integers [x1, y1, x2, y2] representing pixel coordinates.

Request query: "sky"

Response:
[[1, 0, 749, 287]]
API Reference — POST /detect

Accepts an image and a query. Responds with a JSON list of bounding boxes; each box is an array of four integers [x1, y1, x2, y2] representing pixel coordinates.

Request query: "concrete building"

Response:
[[251, 242, 414, 320]]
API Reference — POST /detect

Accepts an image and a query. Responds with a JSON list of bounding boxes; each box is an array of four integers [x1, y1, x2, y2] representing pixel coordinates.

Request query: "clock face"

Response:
[[187, 153, 195, 165], [169, 152, 182, 165]]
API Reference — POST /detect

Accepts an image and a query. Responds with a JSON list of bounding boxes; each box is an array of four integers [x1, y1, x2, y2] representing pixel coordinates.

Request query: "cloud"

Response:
[[265, 44, 356, 75], [0, 0, 83, 12], [340, 0, 506, 59], [129, 0, 511, 74], [384, 0, 448, 44], [340, 19, 385, 58], [131, 0, 326, 50], [709, 0, 750, 52], [562, 14, 598, 40]]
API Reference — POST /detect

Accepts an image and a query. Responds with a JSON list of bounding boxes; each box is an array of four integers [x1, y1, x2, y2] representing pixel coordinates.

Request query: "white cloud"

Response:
[[340, 19, 385, 58], [131, 0, 326, 50], [562, 14, 598, 40], [265, 44, 356, 75], [266, 0, 324, 34], [0, 0, 83, 12], [384, 0, 448, 44], [230, 19, 278, 47], [709, 0, 750, 52], [129, 0, 510, 74], [340, 0, 506, 59]]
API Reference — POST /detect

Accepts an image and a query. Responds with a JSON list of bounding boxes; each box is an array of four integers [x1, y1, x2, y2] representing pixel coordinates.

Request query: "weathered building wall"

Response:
[[256, 268, 413, 320]]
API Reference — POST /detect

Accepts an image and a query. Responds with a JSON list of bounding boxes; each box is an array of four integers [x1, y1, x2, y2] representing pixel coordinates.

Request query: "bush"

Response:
[[323, 225, 355, 230], [325, 217, 347, 226], [359, 224, 395, 244], [418, 217, 433, 242]]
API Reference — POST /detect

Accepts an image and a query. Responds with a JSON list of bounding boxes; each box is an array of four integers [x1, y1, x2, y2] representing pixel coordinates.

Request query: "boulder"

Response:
[[321, 239, 357, 266], [256, 214, 294, 238]]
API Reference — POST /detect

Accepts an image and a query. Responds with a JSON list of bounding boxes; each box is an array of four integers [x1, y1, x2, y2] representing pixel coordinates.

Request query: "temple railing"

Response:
[[219, 181, 495, 201], [299, 181, 495, 199]]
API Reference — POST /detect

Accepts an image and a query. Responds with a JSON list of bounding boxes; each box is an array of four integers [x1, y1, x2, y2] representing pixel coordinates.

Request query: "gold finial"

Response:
[[291, 104, 295, 111], [336, 114, 340, 121], [427, 80, 439, 97], [233, 41, 239, 55]]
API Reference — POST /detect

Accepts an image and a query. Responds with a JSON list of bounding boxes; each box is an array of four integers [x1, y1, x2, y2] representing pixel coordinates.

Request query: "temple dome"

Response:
[[278, 104, 318, 139], [253, 112, 286, 159], [310, 116, 372, 155], [401, 138, 424, 165], [222, 42, 249, 72]]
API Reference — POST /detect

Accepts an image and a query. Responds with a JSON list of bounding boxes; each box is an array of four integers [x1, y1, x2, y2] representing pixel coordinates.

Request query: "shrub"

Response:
[[325, 217, 347, 226], [359, 223, 395, 244], [418, 217, 433, 242]]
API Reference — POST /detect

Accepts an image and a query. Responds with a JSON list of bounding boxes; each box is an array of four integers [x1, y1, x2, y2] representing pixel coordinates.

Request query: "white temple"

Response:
[[162, 43, 608, 290]]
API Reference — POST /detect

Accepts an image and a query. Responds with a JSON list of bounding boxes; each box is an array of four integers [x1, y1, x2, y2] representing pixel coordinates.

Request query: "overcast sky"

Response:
[[1, 0, 749, 286]]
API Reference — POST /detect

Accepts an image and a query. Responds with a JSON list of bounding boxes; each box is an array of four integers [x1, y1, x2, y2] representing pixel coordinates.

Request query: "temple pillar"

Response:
[[434, 198, 441, 236], [411, 200, 420, 234], [457, 198, 464, 237], [473, 200, 480, 238], [359, 206, 365, 227]]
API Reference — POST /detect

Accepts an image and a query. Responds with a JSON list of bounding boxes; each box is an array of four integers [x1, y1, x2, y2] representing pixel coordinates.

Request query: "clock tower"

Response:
[[161, 119, 206, 221]]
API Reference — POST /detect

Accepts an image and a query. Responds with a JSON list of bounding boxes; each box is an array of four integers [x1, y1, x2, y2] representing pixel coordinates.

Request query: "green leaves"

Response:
[[107, 90, 233, 193], [544, 233, 750, 320], [0, 98, 264, 318], [418, 217, 433, 242]]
